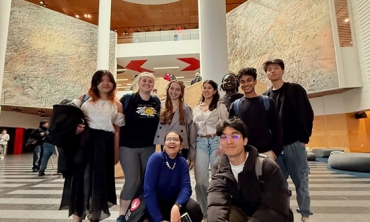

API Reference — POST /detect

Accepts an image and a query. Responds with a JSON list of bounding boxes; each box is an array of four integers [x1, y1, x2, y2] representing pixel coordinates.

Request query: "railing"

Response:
[[118, 29, 199, 44]]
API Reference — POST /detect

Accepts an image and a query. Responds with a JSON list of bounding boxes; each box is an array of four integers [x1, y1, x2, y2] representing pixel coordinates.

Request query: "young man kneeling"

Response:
[[208, 118, 292, 222]]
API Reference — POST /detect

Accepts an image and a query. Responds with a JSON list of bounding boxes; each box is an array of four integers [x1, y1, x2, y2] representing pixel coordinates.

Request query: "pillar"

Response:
[[198, 0, 229, 86], [97, 0, 112, 70]]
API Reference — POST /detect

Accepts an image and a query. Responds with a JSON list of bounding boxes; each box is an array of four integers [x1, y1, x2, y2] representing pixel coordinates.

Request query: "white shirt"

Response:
[[0, 133, 10, 145], [230, 152, 249, 182], [80, 99, 125, 132]]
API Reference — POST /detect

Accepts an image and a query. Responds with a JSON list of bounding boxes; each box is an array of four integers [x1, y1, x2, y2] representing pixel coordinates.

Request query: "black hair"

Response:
[[39, 120, 49, 127], [220, 73, 240, 91], [262, 59, 285, 72], [216, 117, 249, 139], [164, 131, 184, 144], [237, 67, 257, 81], [200, 80, 220, 111]]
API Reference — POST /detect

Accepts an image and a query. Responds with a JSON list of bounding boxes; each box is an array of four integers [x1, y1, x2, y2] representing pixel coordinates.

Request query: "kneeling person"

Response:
[[144, 131, 203, 222], [208, 118, 291, 222]]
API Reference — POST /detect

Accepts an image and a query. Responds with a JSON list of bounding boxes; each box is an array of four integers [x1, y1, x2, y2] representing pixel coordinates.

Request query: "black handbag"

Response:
[[25, 136, 37, 147]]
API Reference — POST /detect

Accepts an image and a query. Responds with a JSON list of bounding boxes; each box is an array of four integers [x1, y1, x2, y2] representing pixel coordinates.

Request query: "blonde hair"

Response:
[[136, 72, 155, 93]]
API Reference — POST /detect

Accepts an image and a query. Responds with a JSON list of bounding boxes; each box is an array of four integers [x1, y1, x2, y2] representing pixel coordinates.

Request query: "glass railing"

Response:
[[119, 29, 199, 43]]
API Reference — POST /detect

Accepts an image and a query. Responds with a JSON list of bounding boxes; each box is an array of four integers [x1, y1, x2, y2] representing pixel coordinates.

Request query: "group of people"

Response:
[[40, 58, 313, 222]]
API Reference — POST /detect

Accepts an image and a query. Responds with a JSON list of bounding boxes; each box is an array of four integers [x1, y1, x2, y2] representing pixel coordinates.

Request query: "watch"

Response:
[[175, 202, 182, 209]]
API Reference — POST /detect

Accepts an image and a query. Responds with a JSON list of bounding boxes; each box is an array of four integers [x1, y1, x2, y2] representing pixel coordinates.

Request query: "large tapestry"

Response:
[[227, 0, 338, 92], [2, 0, 116, 108]]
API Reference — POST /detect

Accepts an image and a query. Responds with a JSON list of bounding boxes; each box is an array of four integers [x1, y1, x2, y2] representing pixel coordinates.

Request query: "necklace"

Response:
[[164, 153, 176, 170], [166, 161, 176, 170]]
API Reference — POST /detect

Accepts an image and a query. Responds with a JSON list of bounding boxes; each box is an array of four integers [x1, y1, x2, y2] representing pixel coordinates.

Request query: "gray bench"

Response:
[[307, 152, 316, 161], [328, 152, 370, 172], [312, 148, 345, 158]]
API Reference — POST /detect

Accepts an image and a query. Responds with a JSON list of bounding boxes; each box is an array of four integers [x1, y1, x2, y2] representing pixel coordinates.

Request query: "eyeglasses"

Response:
[[220, 134, 241, 141], [165, 137, 180, 142]]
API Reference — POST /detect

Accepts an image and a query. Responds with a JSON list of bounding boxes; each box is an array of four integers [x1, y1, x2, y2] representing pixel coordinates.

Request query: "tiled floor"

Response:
[[1, 154, 370, 222]]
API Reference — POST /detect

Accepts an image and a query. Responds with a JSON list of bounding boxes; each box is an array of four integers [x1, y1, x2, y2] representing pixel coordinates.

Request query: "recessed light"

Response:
[[75, 15, 79, 18], [344, 18, 349, 22], [153, 66, 179, 70]]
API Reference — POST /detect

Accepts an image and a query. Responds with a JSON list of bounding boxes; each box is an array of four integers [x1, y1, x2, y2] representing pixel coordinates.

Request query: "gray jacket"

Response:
[[153, 104, 197, 161]]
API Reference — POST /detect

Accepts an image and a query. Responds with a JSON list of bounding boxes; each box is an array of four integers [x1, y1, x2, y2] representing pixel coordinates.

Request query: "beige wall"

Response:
[[0, 111, 47, 129]]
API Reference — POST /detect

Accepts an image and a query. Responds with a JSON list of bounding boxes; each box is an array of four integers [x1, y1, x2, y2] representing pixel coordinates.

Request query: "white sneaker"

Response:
[[301, 216, 310, 222]]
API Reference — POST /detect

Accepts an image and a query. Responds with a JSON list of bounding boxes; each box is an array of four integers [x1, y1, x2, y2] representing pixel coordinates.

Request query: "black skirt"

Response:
[[60, 128, 116, 221]]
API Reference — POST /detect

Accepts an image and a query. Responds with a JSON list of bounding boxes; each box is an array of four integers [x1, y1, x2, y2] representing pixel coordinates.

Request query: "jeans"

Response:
[[39, 142, 56, 173], [194, 136, 220, 218], [32, 145, 43, 171], [0, 144, 7, 157], [276, 141, 312, 217]]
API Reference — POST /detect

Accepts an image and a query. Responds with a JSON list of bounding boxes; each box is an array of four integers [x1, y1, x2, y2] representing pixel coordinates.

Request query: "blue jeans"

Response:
[[39, 142, 56, 173], [194, 136, 220, 218], [32, 145, 43, 170], [276, 141, 312, 217]]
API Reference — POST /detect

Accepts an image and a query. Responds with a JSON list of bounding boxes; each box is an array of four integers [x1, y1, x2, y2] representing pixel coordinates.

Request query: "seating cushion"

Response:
[[307, 152, 316, 161], [312, 148, 344, 158], [328, 152, 370, 173]]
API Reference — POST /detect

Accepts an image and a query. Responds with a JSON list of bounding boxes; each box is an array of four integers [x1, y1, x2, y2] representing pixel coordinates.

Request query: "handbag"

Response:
[[125, 185, 148, 222], [25, 137, 38, 147]]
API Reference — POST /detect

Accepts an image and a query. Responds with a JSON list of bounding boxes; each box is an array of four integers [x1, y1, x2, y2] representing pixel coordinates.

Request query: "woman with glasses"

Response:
[[154, 80, 197, 169], [144, 131, 203, 222], [192, 80, 229, 220]]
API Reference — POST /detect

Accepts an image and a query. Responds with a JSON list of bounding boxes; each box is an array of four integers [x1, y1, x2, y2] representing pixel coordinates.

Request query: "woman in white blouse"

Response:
[[192, 80, 229, 220], [61, 70, 125, 222]]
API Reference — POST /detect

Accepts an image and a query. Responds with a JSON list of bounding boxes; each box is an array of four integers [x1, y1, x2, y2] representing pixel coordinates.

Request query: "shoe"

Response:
[[116, 215, 126, 222], [39, 171, 45, 176], [32, 169, 38, 172], [301, 216, 310, 222]]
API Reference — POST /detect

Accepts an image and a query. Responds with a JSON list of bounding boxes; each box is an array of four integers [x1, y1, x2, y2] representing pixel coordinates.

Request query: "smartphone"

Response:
[[181, 212, 192, 222]]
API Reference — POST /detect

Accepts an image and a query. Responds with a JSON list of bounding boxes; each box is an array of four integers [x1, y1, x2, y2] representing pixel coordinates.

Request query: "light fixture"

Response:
[[344, 18, 349, 22], [40, 1, 44, 4], [87, 14, 91, 18], [176, 76, 185, 79], [84, 14, 87, 18], [75, 15, 79, 18], [12, 107, 22, 113], [153, 66, 180, 70]]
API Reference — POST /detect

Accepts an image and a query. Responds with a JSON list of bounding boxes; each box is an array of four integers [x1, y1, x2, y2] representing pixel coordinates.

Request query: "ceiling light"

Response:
[[40, 1, 44, 4], [75, 15, 79, 18], [176, 76, 185, 79], [84, 14, 87, 18], [153, 66, 179, 70], [120, 79, 128, 80], [344, 18, 349, 22], [87, 14, 91, 18]]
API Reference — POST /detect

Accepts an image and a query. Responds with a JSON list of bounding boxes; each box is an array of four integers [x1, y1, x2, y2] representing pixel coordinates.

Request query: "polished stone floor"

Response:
[[0, 154, 370, 222]]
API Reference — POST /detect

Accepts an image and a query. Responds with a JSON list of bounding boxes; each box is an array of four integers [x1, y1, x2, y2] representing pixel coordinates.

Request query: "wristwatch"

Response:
[[175, 202, 182, 209]]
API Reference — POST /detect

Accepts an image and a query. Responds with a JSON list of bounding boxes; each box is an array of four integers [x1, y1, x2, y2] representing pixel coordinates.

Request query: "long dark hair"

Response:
[[200, 80, 220, 111], [88, 70, 117, 102], [160, 81, 186, 125]]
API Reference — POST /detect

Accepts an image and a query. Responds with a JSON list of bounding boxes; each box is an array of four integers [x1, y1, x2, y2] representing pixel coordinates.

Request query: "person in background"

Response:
[[145, 131, 203, 222], [152, 88, 158, 95], [31, 120, 49, 172], [38, 136, 58, 176], [207, 118, 291, 222], [229, 67, 283, 160], [190, 72, 202, 85], [60, 70, 124, 222], [192, 80, 229, 221], [0, 129, 10, 159], [220, 73, 243, 111], [117, 72, 161, 222], [263, 58, 314, 222], [154, 80, 197, 169], [163, 72, 171, 81]]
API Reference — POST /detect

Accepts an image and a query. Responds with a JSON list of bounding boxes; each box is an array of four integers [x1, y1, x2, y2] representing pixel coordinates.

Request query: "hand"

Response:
[[170, 205, 181, 222], [215, 148, 223, 157], [75, 124, 85, 135], [187, 160, 194, 170], [40, 132, 44, 136]]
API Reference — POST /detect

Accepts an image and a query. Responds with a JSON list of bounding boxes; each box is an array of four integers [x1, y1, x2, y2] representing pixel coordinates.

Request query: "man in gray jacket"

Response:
[[207, 118, 291, 222]]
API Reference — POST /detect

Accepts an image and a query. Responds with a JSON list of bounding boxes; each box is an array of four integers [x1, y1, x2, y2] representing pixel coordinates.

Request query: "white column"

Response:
[[198, 0, 229, 86], [0, 0, 12, 111], [97, 0, 112, 70]]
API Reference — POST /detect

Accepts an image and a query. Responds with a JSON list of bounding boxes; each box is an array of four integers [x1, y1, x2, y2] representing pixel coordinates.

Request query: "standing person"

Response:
[[220, 73, 243, 111], [154, 80, 197, 168], [145, 131, 203, 222], [31, 120, 49, 172], [263, 59, 314, 222], [207, 118, 291, 222], [190, 72, 202, 85], [163, 72, 171, 81], [60, 70, 125, 222], [192, 80, 229, 220], [0, 129, 10, 159], [229, 68, 283, 160], [117, 72, 161, 222]]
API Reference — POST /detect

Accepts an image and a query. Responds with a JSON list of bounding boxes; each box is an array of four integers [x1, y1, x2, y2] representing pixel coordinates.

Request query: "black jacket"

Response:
[[264, 82, 314, 145], [207, 145, 290, 222]]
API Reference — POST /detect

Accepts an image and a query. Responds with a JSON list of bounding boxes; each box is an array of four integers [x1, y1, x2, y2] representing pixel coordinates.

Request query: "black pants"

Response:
[[159, 198, 203, 222]]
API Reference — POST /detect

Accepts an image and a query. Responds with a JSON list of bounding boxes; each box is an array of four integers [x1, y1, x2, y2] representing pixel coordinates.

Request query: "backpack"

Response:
[[122, 92, 161, 110], [233, 95, 270, 117], [255, 154, 294, 222]]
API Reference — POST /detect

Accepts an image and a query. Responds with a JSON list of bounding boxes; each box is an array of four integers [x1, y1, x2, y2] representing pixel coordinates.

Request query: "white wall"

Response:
[[116, 39, 200, 58], [0, 111, 48, 129]]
